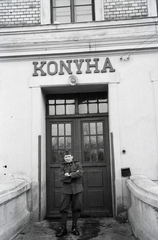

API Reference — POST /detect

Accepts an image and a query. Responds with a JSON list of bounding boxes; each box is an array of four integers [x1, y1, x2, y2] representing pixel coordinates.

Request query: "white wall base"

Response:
[[0, 179, 31, 240], [127, 175, 158, 240]]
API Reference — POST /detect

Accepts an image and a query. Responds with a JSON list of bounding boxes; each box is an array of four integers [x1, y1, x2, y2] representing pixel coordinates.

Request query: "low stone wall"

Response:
[[126, 175, 158, 240], [0, 178, 31, 240]]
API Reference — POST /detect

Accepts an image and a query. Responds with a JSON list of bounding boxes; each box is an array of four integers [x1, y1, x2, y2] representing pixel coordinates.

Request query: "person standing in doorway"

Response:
[[56, 150, 84, 237]]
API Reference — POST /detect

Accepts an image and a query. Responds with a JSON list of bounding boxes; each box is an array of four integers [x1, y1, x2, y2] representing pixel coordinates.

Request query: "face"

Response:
[[64, 154, 73, 163]]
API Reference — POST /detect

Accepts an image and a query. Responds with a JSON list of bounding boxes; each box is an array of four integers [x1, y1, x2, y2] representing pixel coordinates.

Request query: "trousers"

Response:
[[60, 193, 82, 213]]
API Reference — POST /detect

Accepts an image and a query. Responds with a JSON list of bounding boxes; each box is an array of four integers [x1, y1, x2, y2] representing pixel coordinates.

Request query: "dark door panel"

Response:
[[46, 117, 112, 218], [82, 166, 112, 217], [46, 119, 75, 218]]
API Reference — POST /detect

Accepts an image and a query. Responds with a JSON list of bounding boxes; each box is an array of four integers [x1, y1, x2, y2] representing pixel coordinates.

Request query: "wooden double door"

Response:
[[46, 117, 112, 218]]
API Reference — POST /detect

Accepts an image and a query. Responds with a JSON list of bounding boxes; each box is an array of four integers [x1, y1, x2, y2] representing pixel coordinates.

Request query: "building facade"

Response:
[[0, 0, 158, 221]]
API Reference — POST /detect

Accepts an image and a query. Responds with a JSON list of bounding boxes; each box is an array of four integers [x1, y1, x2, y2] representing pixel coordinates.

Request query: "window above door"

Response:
[[41, 0, 104, 25], [46, 92, 108, 116], [51, 0, 95, 24]]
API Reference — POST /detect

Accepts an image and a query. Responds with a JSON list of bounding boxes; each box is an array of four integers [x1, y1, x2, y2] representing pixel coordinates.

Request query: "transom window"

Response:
[[46, 92, 108, 116], [51, 0, 95, 24]]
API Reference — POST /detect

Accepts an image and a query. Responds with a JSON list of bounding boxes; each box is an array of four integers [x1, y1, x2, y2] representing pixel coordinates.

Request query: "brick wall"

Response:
[[103, 0, 148, 20], [0, 0, 40, 28], [0, 0, 149, 28]]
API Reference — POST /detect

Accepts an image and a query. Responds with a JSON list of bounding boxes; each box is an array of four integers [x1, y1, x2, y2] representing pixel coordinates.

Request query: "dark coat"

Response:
[[59, 161, 84, 195]]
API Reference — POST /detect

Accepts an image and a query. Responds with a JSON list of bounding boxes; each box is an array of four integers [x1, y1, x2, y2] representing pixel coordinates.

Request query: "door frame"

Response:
[[46, 115, 112, 217]]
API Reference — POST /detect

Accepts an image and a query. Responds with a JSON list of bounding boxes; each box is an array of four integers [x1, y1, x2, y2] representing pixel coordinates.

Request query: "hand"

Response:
[[65, 173, 70, 177]]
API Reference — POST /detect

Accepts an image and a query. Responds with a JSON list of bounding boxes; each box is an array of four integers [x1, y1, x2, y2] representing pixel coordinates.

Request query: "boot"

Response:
[[71, 211, 79, 235], [56, 224, 67, 237], [71, 223, 79, 236], [56, 211, 68, 237]]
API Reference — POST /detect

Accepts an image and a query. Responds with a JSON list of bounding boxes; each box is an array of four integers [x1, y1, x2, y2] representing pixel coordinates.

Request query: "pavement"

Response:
[[14, 217, 137, 240]]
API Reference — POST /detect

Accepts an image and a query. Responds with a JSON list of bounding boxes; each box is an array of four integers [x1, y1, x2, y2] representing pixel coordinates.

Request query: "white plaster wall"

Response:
[[116, 52, 158, 180], [109, 52, 158, 213], [0, 60, 32, 181], [0, 59, 46, 220], [108, 52, 158, 212]]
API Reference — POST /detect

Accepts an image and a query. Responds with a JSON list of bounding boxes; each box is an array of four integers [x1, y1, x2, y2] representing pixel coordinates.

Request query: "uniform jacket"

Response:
[[59, 160, 84, 195]]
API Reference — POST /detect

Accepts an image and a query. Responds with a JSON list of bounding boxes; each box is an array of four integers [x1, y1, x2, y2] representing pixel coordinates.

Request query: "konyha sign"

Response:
[[32, 58, 115, 76]]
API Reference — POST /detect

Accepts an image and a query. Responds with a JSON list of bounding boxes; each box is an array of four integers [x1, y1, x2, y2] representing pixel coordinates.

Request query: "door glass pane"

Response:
[[75, 6, 92, 22], [58, 150, 65, 162], [59, 124, 64, 136], [65, 124, 71, 135], [83, 123, 89, 135], [84, 136, 90, 148], [52, 137, 58, 149], [97, 122, 103, 134], [66, 105, 75, 115], [53, 0, 70, 7], [84, 150, 90, 161], [56, 99, 65, 104], [90, 136, 97, 148], [52, 124, 57, 136], [90, 123, 96, 135], [49, 99, 55, 104], [89, 104, 97, 113], [75, 0, 91, 5], [79, 104, 87, 114], [59, 137, 64, 149], [66, 137, 71, 149], [56, 105, 65, 115], [91, 149, 98, 161], [49, 106, 55, 115], [66, 99, 75, 104], [99, 103, 108, 113], [98, 149, 104, 161], [53, 7, 71, 23], [97, 136, 103, 148]]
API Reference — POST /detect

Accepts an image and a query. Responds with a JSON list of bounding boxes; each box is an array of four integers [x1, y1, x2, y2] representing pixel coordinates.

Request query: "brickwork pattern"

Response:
[[0, 0, 40, 28], [103, 0, 148, 20], [0, 0, 148, 28]]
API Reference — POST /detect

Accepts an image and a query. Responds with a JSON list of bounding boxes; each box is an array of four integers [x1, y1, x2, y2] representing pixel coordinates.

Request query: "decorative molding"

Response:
[[0, 18, 158, 59]]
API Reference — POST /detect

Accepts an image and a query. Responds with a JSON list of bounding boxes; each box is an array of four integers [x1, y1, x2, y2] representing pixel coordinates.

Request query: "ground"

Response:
[[14, 218, 137, 240]]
